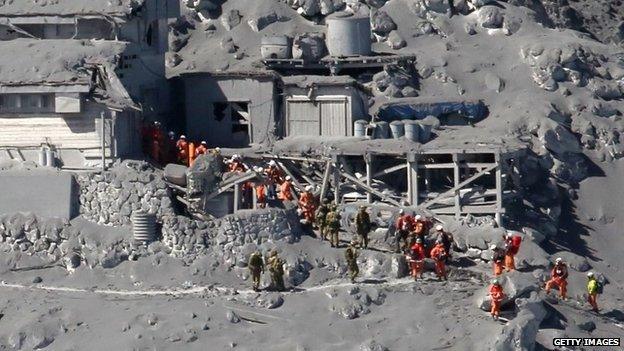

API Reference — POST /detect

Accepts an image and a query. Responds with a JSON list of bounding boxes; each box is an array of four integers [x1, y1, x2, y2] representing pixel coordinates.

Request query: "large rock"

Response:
[[221, 9, 242, 30], [478, 6, 503, 29], [371, 11, 396, 36], [386, 30, 406, 50], [485, 72, 504, 93], [477, 271, 539, 311], [515, 239, 550, 269], [539, 124, 582, 155], [247, 11, 288, 32], [493, 292, 547, 351]]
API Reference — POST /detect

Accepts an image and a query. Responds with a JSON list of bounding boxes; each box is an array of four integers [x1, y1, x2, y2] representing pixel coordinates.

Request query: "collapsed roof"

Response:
[[0, 39, 128, 87], [0, 0, 144, 17]]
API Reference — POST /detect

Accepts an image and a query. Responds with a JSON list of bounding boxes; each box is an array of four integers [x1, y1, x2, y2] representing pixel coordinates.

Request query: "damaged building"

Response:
[[0, 0, 179, 168]]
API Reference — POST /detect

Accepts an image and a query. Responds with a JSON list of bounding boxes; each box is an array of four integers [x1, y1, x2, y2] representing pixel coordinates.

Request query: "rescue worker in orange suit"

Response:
[[489, 279, 505, 321], [298, 185, 316, 224], [255, 182, 267, 209], [491, 244, 505, 276], [503, 232, 519, 272], [150, 121, 164, 164], [435, 225, 453, 263], [412, 215, 426, 243], [278, 176, 294, 202], [395, 209, 413, 253], [408, 237, 427, 280], [430, 239, 448, 280], [545, 257, 569, 300], [228, 155, 247, 173], [264, 160, 283, 200], [176, 135, 189, 166], [195, 141, 208, 158]]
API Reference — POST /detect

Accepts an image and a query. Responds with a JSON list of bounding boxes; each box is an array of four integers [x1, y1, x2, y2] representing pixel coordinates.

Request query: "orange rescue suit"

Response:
[[278, 180, 294, 201], [488, 284, 505, 317]]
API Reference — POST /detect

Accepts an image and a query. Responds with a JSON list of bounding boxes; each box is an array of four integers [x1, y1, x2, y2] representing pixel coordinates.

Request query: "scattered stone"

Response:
[[226, 310, 241, 323], [221, 9, 242, 31], [32, 276, 42, 283], [386, 30, 406, 50], [485, 72, 505, 93], [577, 320, 596, 332], [478, 6, 504, 29], [371, 11, 396, 36]]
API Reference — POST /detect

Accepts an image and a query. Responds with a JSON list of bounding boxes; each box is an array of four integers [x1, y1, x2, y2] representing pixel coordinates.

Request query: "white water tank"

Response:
[[326, 12, 372, 57]]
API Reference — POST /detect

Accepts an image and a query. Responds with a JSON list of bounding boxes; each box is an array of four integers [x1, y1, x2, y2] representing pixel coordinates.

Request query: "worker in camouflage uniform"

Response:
[[355, 205, 371, 249], [248, 250, 265, 292], [345, 240, 359, 283], [267, 250, 286, 291], [325, 205, 342, 248], [315, 198, 330, 241]]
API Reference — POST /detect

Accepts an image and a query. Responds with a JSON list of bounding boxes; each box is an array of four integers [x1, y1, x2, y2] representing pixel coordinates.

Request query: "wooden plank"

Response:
[[319, 160, 332, 201], [407, 159, 419, 206], [495, 153, 503, 226], [203, 172, 258, 202], [341, 171, 401, 207], [420, 163, 498, 209], [365, 154, 373, 203], [276, 161, 300, 201], [372, 163, 407, 178], [333, 159, 341, 205], [233, 183, 240, 213], [453, 154, 461, 219], [430, 205, 505, 215], [418, 162, 497, 170]]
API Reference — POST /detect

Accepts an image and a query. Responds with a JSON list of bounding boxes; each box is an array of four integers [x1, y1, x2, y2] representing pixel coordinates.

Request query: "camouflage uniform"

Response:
[[345, 244, 359, 283], [248, 251, 265, 291], [355, 207, 371, 249], [326, 208, 342, 248], [315, 202, 330, 240], [267, 251, 285, 291]]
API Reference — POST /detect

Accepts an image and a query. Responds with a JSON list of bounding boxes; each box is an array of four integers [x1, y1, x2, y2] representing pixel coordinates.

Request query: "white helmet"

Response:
[[285, 175, 292, 181], [201, 141, 207, 145], [415, 215, 422, 220], [490, 244, 497, 250], [180, 135, 186, 139], [269, 160, 277, 166], [305, 185, 313, 192], [587, 272, 594, 277], [398, 209, 405, 215], [555, 257, 563, 263], [506, 231, 514, 238], [436, 225, 444, 231]]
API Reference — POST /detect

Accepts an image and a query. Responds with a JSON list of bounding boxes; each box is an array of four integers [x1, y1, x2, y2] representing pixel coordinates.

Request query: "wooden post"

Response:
[[319, 160, 332, 201], [407, 153, 419, 206], [100, 111, 106, 172], [233, 183, 240, 213], [365, 153, 373, 203], [252, 184, 258, 209], [453, 154, 461, 219], [495, 152, 503, 226], [333, 154, 341, 205]]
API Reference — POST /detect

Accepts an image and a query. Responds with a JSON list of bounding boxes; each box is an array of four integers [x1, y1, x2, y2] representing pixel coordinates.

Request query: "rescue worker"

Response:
[[167, 131, 177, 164], [150, 121, 164, 164], [545, 257, 569, 300], [298, 185, 316, 224], [264, 160, 283, 199], [503, 232, 517, 272], [429, 239, 448, 280], [586, 272, 600, 312], [228, 155, 247, 173], [488, 279, 505, 321], [395, 209, 413, 253], [195, 141, 208, 158], [248, 250, 265, 292], [345, 241, 359, 283], [491, 244, 505, 276], [355, 205, 371, 249], [315, 199, 330, 240], [267, 250, 285, 291], [412, 214, 426, 242], [278, 175, 294, 202], [325, 205, 342, 248], [176, 135, 189, 165], [408, 237, 427, 280], [435, 225, 453, 262], [255, 182, 267, 209]]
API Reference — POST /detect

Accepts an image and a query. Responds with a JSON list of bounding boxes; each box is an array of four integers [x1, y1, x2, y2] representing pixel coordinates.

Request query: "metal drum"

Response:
[[404, 120, 420, 142], [326, 12, 372, 57], [390, 120, 405, 139], [354, 120, 368, 137]]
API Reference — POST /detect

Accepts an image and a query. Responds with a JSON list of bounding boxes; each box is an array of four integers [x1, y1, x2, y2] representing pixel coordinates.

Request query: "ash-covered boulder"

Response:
[[477, 271, 539, 311], [485, 72, 505, 93], [292, 33, 326, 61], [371, 11, 396, 36], [478, 6, 504, 29], [360, 340, 389, 351], [221, 9, 242, 30], [493, 292, 547, 351], [257, 293, 284, 309], [247, 11, 288, 32], [386, 30, 406, 50]]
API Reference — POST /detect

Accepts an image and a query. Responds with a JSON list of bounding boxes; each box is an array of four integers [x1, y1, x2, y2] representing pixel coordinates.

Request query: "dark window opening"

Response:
[[214, 103, 228, 122]]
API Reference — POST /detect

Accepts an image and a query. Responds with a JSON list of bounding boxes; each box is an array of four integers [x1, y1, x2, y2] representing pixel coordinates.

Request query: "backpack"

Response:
[[509, 236, 521, 255], [596, 281, 604, 294]]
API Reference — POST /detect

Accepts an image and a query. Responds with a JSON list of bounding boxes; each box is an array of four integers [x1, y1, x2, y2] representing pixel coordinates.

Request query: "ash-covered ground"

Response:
[[2, 0, 624, 350]]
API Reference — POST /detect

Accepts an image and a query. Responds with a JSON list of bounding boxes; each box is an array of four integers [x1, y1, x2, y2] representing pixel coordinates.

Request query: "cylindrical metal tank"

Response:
[[390, 120, 405, 139], [38, 147, 47, 167], [326, 12, 372, 57], [132, 211, 157, 245], [45, 148, 55, 167], [261, 35, 292, 59], [418, 122, 433, 142], [354, 120, 368, 137], [403, 120, 420, 142], [372, 121, 390, 139]]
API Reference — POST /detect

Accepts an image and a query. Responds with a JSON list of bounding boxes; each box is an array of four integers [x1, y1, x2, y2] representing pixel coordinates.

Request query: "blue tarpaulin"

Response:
[[376, 100, 488, 122]]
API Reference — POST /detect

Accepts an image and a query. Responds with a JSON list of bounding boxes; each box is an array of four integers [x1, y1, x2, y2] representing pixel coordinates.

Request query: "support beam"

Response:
[[341, 171, 401, 207], [319, 160, 332, 201], [453, 154, 461, 219], [407, 154, 419, 206], [233, 183, 240, 213], [333, 160, 341, 205], [495, 153, 503, 226], [420, 163, 498, 209], [372, 163, 407, 178], [365, 154, 373, 203]]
